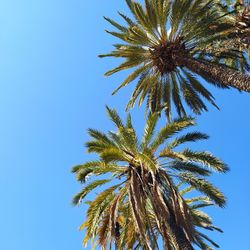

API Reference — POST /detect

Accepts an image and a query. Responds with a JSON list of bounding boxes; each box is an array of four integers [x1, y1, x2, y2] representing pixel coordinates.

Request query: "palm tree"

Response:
[[207, 0, 250, 72], [72, 107, 228, 249], [100, 0, 250, 120], [225, 0, 249, 45]]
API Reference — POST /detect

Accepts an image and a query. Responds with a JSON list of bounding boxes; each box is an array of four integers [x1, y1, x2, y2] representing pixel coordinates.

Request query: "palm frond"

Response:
[[179, 173, 226, 207], [72, 179, 111, 205]]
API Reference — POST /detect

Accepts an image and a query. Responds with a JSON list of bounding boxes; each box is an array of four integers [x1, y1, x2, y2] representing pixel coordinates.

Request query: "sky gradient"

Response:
[[0, 1, 249, 249]]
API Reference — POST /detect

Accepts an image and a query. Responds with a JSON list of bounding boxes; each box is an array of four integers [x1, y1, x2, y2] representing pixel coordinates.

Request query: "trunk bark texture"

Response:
[[177, 56, 250, 93], [168, 216, 194, 250]]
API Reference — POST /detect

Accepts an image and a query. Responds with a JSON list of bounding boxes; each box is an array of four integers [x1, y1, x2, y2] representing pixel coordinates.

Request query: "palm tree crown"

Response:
[[213, 0, 250, 64], [72, 107, 228, 249], [100, 0, 250, 120]]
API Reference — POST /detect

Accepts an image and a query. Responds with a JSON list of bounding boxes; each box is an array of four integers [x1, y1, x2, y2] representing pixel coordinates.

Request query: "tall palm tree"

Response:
[[100, 0, 250, 120], [72, 107, 228, 249]]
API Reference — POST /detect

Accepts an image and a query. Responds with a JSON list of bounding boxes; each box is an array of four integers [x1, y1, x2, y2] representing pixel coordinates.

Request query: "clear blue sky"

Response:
[[0, 1, 249, 249]]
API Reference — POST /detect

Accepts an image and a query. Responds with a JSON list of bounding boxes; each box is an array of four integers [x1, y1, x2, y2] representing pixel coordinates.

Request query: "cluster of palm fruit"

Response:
[[72, 1, 249, 249]]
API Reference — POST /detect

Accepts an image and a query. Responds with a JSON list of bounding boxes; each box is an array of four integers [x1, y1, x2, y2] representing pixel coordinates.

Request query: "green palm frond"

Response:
[[168, 161, 212, 176], [179, 173, 226, 207], [151, 116, 195, 152], [141, 112, 159, 149], [72, 179, 111, 205], [167, 132, 209, 150], [100, 147, 129, 163], [180, 149, 229, 173], [106, 106, 125, 128]]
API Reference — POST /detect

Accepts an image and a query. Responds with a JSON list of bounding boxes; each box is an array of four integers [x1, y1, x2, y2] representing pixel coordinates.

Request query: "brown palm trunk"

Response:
[[151, 198, 194, 250], [177, 56, 250, 93], [152, 191, 194, 250], [168, 216, 194, 250]]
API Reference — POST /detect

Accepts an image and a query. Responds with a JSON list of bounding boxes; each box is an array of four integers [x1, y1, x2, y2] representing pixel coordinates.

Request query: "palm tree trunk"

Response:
[[177, 56, 250, 92], [114, 222, 120, 250], [152, 191, 194, 250], [168, 216, 194, 250]]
